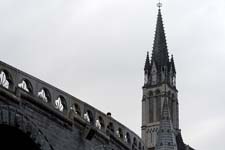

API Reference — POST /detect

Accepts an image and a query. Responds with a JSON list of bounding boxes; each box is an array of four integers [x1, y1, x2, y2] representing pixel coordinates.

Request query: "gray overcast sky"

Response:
[[0, 0, 225, 149]]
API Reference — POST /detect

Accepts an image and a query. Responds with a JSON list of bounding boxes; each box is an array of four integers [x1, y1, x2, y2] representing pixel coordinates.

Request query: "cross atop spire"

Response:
[[157, 0, 162, 9]]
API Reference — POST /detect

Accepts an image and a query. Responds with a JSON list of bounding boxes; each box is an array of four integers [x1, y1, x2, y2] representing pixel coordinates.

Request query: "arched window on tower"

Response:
[[149, 98, 153, 123], [149, 91, 153, 97], [156, 97, 161, 121], [155, 89, 161, 121]]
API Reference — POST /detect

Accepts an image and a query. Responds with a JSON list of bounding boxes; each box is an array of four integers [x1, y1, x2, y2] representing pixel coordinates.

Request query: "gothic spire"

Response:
[[144, 51, 150, 71], [155, 99, 177, 150], [151, 7, 169, 68]]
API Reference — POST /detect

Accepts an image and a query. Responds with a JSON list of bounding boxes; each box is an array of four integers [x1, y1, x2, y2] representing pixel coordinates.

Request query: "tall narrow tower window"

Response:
[[156, 96, 161, 121], [149, 98, 154, 123]]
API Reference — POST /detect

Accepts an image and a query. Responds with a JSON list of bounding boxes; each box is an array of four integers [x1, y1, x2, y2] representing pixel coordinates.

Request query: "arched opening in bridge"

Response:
[[0, 125, 40, 150]]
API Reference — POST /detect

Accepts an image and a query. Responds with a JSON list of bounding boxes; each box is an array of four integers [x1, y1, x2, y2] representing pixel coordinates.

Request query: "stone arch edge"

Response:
[[0, 105, 54, 150]]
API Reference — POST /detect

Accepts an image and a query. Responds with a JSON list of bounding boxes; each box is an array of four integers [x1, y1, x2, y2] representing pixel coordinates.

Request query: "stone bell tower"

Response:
[[141, 4, 179, 150]]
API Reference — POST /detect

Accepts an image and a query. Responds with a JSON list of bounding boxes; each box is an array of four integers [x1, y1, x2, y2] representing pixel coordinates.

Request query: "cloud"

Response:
[[0, 0, 224, 149]]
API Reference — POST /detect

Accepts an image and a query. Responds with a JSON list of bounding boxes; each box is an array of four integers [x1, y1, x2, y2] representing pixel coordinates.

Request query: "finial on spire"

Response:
[[157, 0, 162, 9]]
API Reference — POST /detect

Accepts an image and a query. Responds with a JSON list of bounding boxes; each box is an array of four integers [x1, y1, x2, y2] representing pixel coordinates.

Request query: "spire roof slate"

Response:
[[151, 8, 169, 68]]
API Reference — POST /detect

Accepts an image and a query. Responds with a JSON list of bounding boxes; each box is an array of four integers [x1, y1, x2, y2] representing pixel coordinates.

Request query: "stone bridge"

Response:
[[0, 60, 145, 150]]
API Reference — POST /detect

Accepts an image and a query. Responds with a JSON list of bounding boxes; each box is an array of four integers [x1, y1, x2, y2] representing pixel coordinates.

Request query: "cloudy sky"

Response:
[[0, 0, 225, 149]]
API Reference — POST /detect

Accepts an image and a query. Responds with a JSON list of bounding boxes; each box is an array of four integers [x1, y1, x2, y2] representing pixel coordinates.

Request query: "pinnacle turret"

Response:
[[144, 51, 150, 71], [170, 55, 176, 74]]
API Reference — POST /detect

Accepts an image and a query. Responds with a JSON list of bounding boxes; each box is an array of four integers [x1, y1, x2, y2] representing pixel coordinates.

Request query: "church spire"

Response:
[[151, 5, 169, 68], [141, 2, 188, 150]]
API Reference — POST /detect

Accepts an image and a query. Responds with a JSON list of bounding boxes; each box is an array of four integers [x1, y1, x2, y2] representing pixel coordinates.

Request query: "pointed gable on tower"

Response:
[[155, 99, 177, 150]]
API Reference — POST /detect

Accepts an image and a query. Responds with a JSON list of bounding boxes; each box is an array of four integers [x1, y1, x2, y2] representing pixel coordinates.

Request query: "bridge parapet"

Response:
[[0, 60, 145, 150]]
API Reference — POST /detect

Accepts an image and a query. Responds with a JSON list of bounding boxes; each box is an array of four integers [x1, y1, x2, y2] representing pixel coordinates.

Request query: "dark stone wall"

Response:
[[0, 88, 126, 150]]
